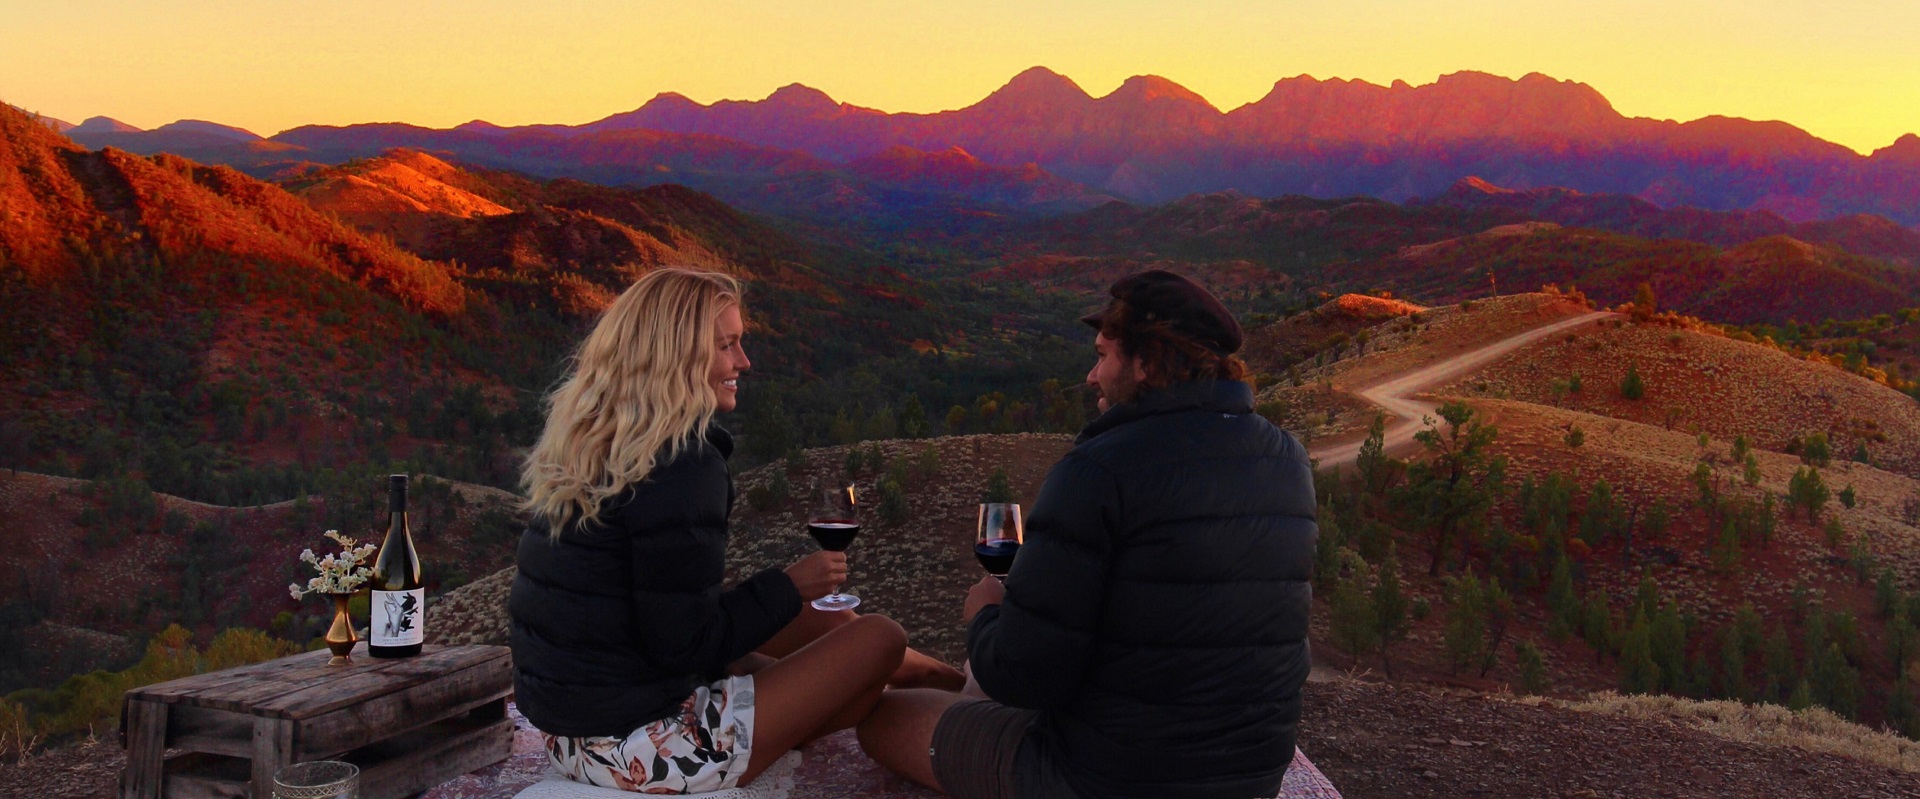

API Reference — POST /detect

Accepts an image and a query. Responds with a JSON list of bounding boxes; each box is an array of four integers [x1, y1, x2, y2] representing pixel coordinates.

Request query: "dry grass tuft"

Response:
[[1515, 692, 1920, 773]]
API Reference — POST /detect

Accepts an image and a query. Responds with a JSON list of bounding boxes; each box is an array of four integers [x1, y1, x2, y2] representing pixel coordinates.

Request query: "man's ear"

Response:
[[1130, 356, 1148, 384]]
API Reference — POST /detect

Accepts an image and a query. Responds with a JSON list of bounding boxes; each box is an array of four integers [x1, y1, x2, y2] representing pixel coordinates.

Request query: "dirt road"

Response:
[[1312, 311, 1617, 468]]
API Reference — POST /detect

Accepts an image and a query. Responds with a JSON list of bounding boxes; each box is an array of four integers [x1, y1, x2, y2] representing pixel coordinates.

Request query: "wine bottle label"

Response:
[[370, 588, 425, 647]]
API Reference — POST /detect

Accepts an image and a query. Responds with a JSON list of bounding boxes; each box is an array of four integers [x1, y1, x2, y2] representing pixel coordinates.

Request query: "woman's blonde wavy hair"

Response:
[[521, 268, 743, 535]]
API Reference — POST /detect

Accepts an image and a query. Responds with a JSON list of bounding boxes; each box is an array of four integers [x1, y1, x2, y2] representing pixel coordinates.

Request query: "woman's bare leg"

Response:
[[757, 608, 964, 690], [738, 615, 907, 784], [854, 688, 969, 791]]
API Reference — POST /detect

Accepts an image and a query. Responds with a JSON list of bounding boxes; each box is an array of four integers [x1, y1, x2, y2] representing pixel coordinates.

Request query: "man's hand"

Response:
[[963, 575, 1005, 624], [784, 550, 848, 601]]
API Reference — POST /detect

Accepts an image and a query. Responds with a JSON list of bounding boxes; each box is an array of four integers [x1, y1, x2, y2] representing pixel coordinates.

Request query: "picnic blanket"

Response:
[[422, 704, 1342, 799]]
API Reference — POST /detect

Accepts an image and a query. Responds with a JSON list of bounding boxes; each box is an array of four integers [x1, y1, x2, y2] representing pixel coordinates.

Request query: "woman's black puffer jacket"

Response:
[[509, 426, 801, 737]]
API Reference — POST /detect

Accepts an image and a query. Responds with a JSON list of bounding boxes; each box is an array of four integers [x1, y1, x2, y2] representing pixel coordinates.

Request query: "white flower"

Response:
[[288, 530, 379, 599]]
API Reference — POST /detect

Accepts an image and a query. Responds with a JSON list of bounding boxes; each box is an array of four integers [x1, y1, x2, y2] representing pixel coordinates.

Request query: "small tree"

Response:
[[1355, 413, 1391, 495], [1546, 553, 1578, 634], [1789, 467, 1830, 523], [1800, 433, 1832, 468], [1582, 590, 1616, 660], [1619, 611, 1660, 693], [1516, 640, 1549, 694], [1641, 498, 1672, 542], [1743, 453, 1762, 487], [1632, 282, 1658, 321], [877, 478, 909, 526], [1328, 571, 1379, 661], [1875, 569, 1901, 618], [1372, 546, 1411, 677], [1443, 572, 1489, 674], [1712, 519, 1743, 573], [1838, 484, 1856, 509], [1620, 364, 1645, 400], [1564, 425, 1585, 449], [1823, 517, 1847, 551], [1393, 401, 1508, 576], [982, 468, 1015, 504]]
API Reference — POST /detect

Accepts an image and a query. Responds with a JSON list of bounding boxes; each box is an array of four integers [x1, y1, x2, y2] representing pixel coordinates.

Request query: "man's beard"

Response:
[[1099, 370, 1142, 411]]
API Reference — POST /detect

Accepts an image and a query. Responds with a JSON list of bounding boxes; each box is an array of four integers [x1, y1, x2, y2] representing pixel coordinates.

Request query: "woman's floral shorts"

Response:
[[544, 674, 757, 794]]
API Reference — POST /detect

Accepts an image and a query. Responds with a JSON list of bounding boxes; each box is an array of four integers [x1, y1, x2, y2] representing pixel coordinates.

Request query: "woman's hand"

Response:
[[785, 550, 849, 601], [963, 575, 1005, 624]]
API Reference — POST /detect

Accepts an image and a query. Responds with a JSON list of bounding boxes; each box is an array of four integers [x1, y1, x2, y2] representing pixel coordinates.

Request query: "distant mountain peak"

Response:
[[763, 83, 838, 112], [1453, 176, 1514, 195], [1872, 133, 1920, 165], [981, 67, 1094, 110], [154, 119, 260, 141], [70, 116, 142, 134], [1105, 75, 1218, 111]]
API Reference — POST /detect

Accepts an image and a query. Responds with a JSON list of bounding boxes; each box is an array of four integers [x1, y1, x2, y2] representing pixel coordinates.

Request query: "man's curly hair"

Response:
[[1095, 299, 1248, 393]]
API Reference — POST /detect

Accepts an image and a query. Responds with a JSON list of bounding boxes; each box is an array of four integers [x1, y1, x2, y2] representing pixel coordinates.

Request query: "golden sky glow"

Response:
[[3, 0, 1916, 154]]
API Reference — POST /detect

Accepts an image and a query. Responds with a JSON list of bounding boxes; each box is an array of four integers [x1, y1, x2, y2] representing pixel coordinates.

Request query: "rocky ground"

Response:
[[1302, 678, 1920, 798]]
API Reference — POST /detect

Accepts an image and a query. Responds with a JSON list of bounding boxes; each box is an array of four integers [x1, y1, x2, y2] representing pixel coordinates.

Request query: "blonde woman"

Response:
[[510, 268, 943, 793]]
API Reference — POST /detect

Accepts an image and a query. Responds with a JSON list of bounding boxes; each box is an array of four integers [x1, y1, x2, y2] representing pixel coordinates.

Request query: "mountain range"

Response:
[[58, 68, 1920, 226]]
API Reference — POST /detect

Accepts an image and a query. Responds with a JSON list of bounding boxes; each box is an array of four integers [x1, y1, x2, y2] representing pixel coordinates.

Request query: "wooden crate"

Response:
[[119, 643, 513, 799]]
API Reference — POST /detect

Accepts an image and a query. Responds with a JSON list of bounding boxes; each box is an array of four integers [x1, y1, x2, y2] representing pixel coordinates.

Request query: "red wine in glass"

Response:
[[808, 484, 861, 611], [808, 521, 860, 552], [975, 503, 1024, 580]]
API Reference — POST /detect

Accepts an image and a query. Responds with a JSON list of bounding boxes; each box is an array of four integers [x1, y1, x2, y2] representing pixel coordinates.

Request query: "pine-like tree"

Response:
[[1620, 364, 1645, 400], [1516, 640, 1549, 694], [1372, 546, 1411, 678], [1392, 401, 1507, 576], [1619, 611, 1660, 694], [1443, 572, 1489, 674]]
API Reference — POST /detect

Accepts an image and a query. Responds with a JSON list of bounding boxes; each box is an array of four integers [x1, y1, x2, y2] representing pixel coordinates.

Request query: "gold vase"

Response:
[[324, 593, 357, 666]]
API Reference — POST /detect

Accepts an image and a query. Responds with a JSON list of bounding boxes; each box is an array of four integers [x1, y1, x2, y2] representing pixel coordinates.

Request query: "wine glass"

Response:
[[273, 760, 359, 799], [807, 483, 861, 611], [975, 503, 1023, 581]]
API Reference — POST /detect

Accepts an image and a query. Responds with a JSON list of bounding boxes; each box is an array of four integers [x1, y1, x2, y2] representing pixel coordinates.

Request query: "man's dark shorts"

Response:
[[930, 699, 1039, 799]]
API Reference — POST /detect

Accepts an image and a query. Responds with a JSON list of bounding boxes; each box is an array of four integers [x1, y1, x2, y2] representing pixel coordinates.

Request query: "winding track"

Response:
[[1310, 311, 1619, 468]]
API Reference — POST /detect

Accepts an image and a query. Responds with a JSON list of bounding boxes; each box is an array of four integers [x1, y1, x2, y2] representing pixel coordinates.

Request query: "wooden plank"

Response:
[[343, 716, 514, 799], [158, 752, 249, 799], [166, 704, 254, 758], [129, 647, 333, 703], [253, 646, 506, 720], [294, 658, 512, 757], [194, 641, 393, 714], [249, 716, 296, 799], [119, 699, 168, 799]]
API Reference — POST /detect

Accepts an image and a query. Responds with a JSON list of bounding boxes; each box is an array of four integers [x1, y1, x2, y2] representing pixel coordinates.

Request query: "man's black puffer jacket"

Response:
[[968, 380, 1317, 799], [509, 425, 802, 738]]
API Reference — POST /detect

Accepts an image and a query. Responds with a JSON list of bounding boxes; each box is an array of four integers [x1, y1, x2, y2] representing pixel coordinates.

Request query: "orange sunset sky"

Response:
[[3, 0, 1916, 155]]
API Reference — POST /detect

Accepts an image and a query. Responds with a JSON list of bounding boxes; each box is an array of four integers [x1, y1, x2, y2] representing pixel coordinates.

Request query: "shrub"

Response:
[[1823, 517, 1847, 550], [1620, 365, 1645, 400], [1564, 425, 1585, 449], [1789, 467, 1831, 523], [1516, 641, 1549, 694], [982, 468, 1014, 504], [877, 479, 909, 526], [1328, 572, 1379, 659], [1800, 433, 1832, 468], [1838, 484, 1856, 509]]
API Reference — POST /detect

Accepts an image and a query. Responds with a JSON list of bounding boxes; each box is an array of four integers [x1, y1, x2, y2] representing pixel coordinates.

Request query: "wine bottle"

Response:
[[369, 474, 424, 658]]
